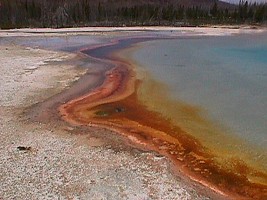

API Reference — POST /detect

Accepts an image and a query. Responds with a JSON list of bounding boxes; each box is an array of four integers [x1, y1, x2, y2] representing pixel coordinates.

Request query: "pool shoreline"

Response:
[[58, 37, 267, 199]]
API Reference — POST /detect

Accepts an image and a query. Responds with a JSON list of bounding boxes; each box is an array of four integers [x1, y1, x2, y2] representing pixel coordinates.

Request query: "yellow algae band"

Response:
[[60, 39, 267, 199]]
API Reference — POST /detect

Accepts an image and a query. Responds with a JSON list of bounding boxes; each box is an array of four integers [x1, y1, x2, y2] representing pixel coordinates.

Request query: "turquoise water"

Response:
[[132, 33, 267, 149]]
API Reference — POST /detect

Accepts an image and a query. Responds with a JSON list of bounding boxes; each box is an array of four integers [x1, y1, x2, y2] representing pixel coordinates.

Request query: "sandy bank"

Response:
[[0, 26, 265, 38], [0, 44, 215, 199]]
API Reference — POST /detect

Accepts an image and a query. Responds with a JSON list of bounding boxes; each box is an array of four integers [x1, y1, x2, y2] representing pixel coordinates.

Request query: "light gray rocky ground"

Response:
[[0, 44, 210, 199]]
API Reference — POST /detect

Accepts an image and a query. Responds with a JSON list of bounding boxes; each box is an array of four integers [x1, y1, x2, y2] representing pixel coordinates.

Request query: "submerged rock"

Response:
[[115, 107, 125, 113], [95, 110, 109, 117]]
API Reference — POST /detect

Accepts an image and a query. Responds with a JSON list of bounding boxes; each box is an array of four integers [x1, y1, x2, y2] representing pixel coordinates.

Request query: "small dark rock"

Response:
[[17, 146, 32, 151]]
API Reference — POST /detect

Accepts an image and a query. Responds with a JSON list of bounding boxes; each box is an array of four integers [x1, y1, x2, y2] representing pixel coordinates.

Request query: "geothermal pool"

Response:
[[112, 32, 267, 198], [71, 32, 267, 198], [130, 33, 267, 159]]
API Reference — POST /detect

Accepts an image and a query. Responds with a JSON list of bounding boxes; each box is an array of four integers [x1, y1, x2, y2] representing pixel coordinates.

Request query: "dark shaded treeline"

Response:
[[0, 0, 266, 28]]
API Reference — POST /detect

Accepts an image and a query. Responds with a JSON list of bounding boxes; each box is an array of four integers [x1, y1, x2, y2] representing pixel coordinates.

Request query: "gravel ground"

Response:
[[0, 44, 211, 199]]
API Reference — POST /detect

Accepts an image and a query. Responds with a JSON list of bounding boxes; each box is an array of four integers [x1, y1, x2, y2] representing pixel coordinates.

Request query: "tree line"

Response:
[[0, 0, 266, 29]]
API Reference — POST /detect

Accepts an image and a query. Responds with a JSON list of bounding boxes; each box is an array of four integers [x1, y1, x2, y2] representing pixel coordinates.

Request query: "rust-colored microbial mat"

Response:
[[59, 40, 267, 199]]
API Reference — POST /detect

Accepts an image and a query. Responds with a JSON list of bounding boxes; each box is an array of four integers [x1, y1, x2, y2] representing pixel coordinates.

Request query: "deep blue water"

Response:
[[131, 32, 267, 149]]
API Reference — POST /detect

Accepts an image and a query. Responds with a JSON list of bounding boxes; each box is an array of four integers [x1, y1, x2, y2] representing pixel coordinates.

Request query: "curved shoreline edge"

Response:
[[58, 38, 267, 199]]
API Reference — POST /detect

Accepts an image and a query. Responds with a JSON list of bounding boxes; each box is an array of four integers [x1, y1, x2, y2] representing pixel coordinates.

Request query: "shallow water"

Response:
[[131, 33, 267, 151]]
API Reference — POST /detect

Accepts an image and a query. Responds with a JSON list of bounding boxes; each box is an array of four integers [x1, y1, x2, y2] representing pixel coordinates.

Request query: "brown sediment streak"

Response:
[[59, 39, 267, 199]]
